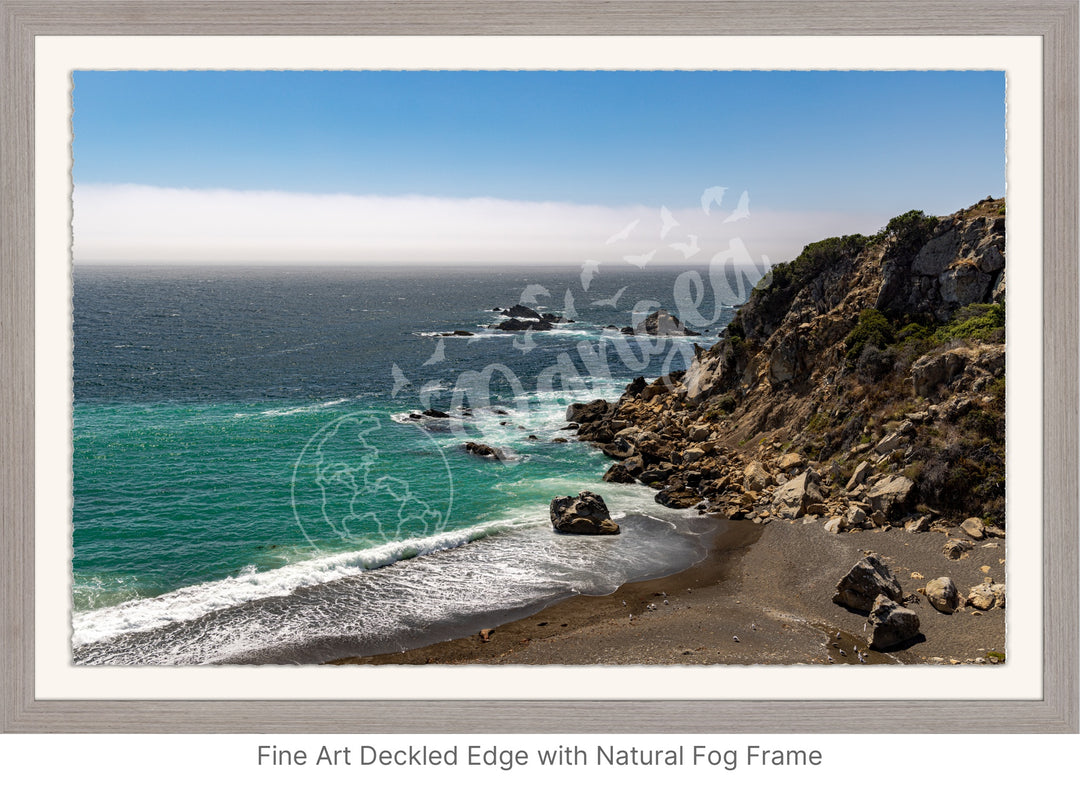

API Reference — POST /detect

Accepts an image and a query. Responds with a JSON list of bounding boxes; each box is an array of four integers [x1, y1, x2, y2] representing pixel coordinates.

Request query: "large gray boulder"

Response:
[[866, 475, 916, 518], [833, 553, 903, 612], [867, 594, 921, 650], [911, 350, 968, 398], [550, 491, 620, 535], [771, 470, 824, 519], [925, 577, 960, 613], [743, 460, 773, 492], [845, 460, 871, 491]]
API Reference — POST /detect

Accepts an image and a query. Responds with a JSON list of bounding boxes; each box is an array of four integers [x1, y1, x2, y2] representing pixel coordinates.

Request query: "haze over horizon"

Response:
[[72, 70, 1005, 266]]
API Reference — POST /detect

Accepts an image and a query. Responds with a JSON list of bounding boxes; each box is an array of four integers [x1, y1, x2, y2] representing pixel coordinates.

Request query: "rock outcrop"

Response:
[[771, 470, 824, 519], [463, 442, 506, 460], [966, 580, 1006, 610], [867, 594, 921, 650], [565, 199, 1006, 539], [624, 309, 701, 336], [549, 491, 621, 535], [496, 317, 554, 331], [833, 553, 903, 612], [924, 577, 960, 613]]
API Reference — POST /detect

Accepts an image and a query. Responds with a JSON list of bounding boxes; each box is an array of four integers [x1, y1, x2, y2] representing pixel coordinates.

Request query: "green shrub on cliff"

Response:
[[934, 302, 1005, 343], [877, 209, 939, 255], [845, 308, 894, 364]]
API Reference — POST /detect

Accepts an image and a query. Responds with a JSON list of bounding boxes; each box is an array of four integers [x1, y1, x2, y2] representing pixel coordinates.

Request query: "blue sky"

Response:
[[72, 70, 1005, 264]]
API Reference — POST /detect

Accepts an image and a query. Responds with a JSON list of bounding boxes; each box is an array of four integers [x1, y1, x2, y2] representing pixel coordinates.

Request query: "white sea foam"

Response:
[[71, 518, 532, 649], [71, 483, 715, 665], [232, 398, 352, 419]]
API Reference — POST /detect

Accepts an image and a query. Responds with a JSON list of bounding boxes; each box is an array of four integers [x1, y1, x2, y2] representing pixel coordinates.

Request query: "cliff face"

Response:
[[576, 198, 1007, 531]]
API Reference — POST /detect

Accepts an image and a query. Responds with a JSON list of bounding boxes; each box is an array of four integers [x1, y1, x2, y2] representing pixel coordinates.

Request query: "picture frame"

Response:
[[1, 0, 1076, 733]]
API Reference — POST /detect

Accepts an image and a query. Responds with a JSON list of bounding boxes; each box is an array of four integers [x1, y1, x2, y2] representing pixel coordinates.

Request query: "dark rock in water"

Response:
[[833, 553, 903, 612], [602, 463, 636, 484], [422, 408, 450, 418], [505, 303, 543, 320], [565, 399, 612, 424], [551, 437, 569, 444], [596, 443, 631, 460], [439, 329, 475, 337], [463, 442, 506, 460], [550, 490, 620, 535], [632, 309, 701, 336], [624, 376, 648, 398], [867, 594, 921, 650], [495, 317, 554, 331], [408, 413, 423, 420]]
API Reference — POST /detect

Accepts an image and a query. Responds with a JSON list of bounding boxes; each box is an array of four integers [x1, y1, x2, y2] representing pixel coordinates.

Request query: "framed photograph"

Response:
[[2, 1, 1076, 733]]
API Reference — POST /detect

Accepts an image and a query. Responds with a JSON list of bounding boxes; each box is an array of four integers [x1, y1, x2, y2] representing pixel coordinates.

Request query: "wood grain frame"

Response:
[[1, 1, 1076, 733]]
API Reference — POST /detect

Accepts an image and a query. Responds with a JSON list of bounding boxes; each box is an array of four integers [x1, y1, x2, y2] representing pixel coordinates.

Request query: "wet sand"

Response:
[[333, 518, 1006, 667]]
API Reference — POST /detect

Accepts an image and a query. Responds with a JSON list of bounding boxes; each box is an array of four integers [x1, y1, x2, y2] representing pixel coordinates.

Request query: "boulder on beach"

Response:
[[771, 470, 824, 519], [865, 475, 916, 518], [655, 486, 700, 509], [925, 576, 960, 613], [942, 538, 973, 560], [960, 516, 986, 540], [966, 580, 1006, 610], [550, 490, 620, 535], [867, 594, 921, 650], [833, 553, 903, 612]]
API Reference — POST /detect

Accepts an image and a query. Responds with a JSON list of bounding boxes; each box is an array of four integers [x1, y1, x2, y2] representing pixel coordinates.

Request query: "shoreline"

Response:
[[332, 515, 1006, 666]]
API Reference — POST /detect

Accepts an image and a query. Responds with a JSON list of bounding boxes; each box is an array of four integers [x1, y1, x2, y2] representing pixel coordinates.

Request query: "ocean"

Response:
[[71, 262, 748, 664]]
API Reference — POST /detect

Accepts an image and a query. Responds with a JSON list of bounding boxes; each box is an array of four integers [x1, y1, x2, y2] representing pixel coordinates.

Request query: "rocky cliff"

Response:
[[575, 198, 1007, 535]]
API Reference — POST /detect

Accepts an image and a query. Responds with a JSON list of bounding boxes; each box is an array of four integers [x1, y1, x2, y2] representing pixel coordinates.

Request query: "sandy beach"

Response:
[[333, 517, 1006, 667]]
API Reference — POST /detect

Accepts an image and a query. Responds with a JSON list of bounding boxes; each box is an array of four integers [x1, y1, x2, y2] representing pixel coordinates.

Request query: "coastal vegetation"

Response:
[[567, 197, 1007, 656]]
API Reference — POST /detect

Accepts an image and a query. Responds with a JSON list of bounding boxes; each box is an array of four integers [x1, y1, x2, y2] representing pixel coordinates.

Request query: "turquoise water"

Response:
[[71, 263, 745, 664]]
